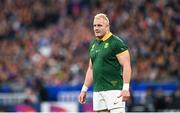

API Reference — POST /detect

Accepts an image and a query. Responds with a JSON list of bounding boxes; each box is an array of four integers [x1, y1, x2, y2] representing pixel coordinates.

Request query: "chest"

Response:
[[90, 41, 113, 60]]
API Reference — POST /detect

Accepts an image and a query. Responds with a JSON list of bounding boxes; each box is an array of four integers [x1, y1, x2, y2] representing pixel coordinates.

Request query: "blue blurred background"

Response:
[[0, 0, 179, 112]]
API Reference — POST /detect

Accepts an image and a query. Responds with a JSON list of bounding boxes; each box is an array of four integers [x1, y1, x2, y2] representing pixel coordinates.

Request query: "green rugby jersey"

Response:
[[89, 32, 128, 92]]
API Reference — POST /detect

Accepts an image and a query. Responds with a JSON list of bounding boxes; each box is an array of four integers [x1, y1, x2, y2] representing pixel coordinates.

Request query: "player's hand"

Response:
[[78, 91, 87, 104], [118, 90, 130, 102]]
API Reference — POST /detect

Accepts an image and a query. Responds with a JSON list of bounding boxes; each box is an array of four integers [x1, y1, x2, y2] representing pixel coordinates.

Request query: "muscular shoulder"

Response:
[[109, 35, 128, 54], [89, 39, 96, 47], [111, 35, 124, 43], [88, 39, 96, 52], [109, 35, 126, 46]]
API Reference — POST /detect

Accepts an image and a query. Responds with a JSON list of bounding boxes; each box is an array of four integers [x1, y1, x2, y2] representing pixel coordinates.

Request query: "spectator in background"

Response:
[[172, 87, 180, 109], [155, 89, 167, 111], [0, 106, 6, 112], [144, 87, 155, 112]]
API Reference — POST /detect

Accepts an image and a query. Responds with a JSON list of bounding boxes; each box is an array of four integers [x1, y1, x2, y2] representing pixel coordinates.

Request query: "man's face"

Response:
[[93, 17, 109, 38]]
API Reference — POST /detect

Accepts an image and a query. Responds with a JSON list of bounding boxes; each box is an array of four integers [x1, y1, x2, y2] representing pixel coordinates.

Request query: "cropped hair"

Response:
[[94, 13, 110, 25]]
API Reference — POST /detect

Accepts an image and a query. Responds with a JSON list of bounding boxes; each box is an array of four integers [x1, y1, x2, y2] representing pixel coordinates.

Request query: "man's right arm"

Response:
[[78, 59, 93, 104], [83, 59, 93, 89]]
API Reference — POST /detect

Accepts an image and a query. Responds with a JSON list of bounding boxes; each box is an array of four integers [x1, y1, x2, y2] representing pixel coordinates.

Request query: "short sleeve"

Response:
[[113, 37, 128, 55]]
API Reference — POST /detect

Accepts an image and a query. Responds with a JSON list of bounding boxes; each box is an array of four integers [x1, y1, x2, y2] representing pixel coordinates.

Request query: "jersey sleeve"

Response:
[[113, 38, 128, 55]]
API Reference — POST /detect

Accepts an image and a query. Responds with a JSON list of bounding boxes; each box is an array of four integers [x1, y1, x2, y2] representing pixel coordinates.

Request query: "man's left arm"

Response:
[[116, 50, 132, 101]]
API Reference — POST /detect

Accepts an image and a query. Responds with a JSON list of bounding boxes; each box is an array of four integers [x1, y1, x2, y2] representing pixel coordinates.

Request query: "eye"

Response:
[[94, 24, 102, 27]]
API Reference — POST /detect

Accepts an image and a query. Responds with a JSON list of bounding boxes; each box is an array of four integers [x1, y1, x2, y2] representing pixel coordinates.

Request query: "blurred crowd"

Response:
[[0, 0, 179, 110], [127, 86, 180, 111]]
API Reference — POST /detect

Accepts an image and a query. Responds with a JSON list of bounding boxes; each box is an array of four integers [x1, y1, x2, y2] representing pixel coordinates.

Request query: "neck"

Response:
[[97, 31, 110, 39]]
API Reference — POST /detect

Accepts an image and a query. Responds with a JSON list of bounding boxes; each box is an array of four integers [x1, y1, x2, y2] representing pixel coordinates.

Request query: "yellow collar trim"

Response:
[[96, 32, 112, 41]]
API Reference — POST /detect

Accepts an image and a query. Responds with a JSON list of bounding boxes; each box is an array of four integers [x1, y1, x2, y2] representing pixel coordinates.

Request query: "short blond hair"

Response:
[[94, 13, 110, 25]]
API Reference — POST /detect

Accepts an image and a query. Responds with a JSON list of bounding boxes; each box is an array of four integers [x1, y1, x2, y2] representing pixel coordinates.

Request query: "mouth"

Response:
[[95, 31, 100, 34]]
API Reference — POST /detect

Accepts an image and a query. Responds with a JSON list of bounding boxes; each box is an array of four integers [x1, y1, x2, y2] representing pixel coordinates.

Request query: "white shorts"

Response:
[[93, 90, 125, 111]]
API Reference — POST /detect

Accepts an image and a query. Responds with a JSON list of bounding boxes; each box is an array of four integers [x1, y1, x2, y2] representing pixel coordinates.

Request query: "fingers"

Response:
[[118, 90, 130, 102], [79, 96, 86, 104], [78, 95, 84, 104], [78, 92, 86, 104], [122, 96, 129, 101], [117, 93, 122, 98]]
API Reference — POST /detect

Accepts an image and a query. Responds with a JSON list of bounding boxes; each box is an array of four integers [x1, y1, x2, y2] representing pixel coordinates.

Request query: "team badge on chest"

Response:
[[104, 43, 109, 48]]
